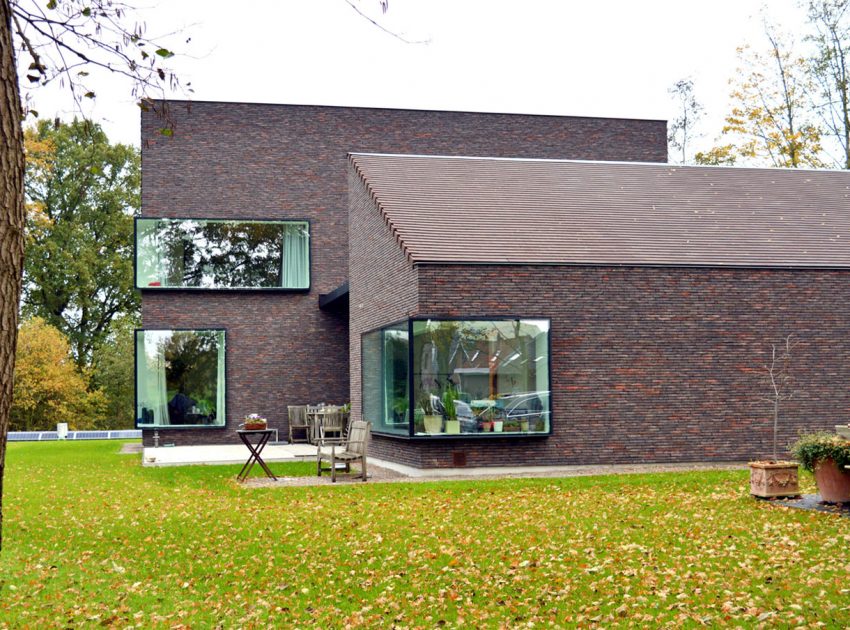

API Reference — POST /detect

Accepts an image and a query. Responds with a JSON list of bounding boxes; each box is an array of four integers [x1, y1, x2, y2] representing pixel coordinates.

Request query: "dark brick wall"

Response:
[[141, 101, 667, 445], [348, 165, 419, 435], [365, 264, 850, 467]]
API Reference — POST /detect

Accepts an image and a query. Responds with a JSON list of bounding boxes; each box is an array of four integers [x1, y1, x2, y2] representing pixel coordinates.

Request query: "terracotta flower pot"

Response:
[[813, 458, 850, 503], [749, 461, 800, 498]]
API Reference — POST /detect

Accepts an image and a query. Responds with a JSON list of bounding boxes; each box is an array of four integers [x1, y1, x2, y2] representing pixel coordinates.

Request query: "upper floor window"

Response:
[[135, 218, 310, 290]]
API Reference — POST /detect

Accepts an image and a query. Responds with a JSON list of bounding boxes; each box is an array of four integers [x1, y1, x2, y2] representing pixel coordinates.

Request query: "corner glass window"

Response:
[[136, 218, 310, 290], [362, 322, 410, 436], [136, 329, 226, 428], [362, 319, 550, 437]]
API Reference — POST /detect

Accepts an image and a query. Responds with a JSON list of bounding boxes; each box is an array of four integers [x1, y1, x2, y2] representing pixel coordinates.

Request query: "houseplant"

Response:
[[442, 384, 460, 434], [791, 432, 850, 503], [419, 390, 442, 434], [749, 335, 800, 498]]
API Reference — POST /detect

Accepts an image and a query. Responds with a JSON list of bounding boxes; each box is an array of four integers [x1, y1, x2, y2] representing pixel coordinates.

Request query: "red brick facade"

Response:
[[141, 101, 666, 446]]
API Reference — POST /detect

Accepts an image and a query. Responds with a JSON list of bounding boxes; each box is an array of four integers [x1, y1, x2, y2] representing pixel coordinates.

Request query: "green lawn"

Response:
[[1, 441, 848, 627]]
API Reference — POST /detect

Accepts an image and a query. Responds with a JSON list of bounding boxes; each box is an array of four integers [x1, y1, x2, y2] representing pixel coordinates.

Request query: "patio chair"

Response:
[[317, 420, 371, 482], [305, 405, 322, 444], [319, 406, 346, 443], [287, 405, 310, 444]]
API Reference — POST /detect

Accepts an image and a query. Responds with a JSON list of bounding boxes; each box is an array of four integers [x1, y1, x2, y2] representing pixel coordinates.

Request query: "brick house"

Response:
[[137, 100, 850, 467]]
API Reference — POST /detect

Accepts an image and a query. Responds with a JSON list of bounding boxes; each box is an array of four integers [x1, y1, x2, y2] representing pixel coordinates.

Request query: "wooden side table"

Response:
[[236, 429, 277, 482]]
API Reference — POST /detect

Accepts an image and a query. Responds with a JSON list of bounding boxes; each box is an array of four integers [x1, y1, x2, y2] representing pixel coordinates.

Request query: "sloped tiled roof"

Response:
[[349, 153, 850, 268]]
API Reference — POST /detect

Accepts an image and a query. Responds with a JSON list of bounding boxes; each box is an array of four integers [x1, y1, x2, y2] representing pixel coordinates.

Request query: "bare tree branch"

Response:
[[343, 0, 430, 45]]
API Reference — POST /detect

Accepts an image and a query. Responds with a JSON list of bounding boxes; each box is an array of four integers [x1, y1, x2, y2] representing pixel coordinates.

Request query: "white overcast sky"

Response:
[[20, 0, 807, 153]]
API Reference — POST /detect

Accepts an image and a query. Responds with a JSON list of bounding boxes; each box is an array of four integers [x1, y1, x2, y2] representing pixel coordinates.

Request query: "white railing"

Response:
[[8, 430, 142, 442]]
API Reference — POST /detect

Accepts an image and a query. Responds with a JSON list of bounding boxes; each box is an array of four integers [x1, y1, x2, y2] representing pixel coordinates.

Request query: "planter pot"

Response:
[[749, 461, 800, 498], [813, 458, 850, 503], [520, 420, 529, 432], [444, 420, 460, 434], [481, 421, 493, 432], [424, 415, 443, 434], [836, 425, 850, 439], [493, 421, 503, 433], [243, 423, 267, 431]]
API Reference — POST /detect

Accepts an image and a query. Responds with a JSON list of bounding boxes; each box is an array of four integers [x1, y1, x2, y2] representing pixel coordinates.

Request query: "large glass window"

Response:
[[362, 319, 550, 437], [136, 218, 310, 290], [136, 329, 226, 428], [362, 322, 409, 435]]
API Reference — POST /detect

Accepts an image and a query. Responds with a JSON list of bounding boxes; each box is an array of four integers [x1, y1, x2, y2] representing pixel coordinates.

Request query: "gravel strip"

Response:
[[242, 461, 747, 488]]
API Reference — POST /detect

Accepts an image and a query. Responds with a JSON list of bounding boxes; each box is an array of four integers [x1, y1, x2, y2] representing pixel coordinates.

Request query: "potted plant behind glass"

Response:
[[443, 384, 460, 434], [419, 390, 442, 434], [749, 335, 801, 499], [791, 432, 850, 503]]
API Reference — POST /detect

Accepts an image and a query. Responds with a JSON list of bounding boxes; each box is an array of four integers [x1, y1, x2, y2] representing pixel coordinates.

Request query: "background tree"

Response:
[[702, 25, 824, 168], [10, 317, 106, 431], [0, 0, 184, 552], [807, 0, 850, 168], [90, 314, 136, 428], [667, 78, 704, 164], [23, 119, 139, 363]]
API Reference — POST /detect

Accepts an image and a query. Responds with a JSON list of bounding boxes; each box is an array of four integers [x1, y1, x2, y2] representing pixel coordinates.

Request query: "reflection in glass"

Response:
[[362, 319, 550, 437], [136, 329, 226, 428], [136, 219, 309, 289], [412, 320, 550, 435], [362, 322, 409, 435]]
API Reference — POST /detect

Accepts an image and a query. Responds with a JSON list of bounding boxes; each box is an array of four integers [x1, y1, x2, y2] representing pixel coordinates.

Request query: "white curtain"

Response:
[[215, 332, 226, 426], [282, 223, 309, 288], [137, 332, 169, 425]]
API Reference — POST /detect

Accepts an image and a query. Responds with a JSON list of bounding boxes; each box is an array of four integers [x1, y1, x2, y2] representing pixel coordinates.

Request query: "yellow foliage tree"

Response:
[[700, 27, 825, 168], [10, 318, 106, 432]]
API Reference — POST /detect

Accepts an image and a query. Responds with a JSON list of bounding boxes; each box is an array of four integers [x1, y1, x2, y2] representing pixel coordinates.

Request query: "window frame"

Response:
[[134, 327, 228, 430], [134, 217, 312, 292], [363, 317, 553, 440]]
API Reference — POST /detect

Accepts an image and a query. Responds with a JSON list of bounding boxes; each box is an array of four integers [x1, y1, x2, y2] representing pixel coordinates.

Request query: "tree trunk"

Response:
[[0, 0, 26, 553]]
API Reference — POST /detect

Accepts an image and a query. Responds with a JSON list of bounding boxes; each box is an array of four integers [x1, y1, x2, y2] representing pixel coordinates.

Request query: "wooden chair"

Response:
[[305, 405, 322, 444], [317, 420, 371, 482], [287, 405, 309, 444], [319, 406, 345, 443]]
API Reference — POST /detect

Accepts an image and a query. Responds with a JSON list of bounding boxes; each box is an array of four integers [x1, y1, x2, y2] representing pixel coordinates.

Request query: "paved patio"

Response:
[[142, 442, 316, 466]]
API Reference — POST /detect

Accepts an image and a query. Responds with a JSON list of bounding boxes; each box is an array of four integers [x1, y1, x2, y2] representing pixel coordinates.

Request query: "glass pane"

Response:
[[362, 323, 409, 435], [136, 219, 309, 289], [136, 329, 226, 428], [412, 319, 550, 435]]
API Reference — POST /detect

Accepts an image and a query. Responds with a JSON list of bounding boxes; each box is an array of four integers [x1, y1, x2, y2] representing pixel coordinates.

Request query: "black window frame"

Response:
[[134, 327, 228, 430], [363, 316, 553, 440], [133, 217, 312, 292]]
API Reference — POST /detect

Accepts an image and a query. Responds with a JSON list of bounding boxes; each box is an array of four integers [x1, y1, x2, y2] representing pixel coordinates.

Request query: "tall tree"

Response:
[[23, 119, 139, 363], [0, 0, 183, 552], [10, 317, 106, 431], [707, 26, 824, 168], [90, 313, 136, 428], [667, 78, 704, 164], [807, 0, 850, 168]]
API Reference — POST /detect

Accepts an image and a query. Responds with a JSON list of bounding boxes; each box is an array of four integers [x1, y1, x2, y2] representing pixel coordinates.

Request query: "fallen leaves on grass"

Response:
[[0, 442, 849, 627]]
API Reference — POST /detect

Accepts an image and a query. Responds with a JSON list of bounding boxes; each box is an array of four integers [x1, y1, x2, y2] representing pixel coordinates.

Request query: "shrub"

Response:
[[790, 432, 850, 472]]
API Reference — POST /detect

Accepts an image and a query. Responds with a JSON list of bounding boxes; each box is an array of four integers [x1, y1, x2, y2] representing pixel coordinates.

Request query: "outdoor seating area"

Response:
[[287, 404, 350, 445]]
